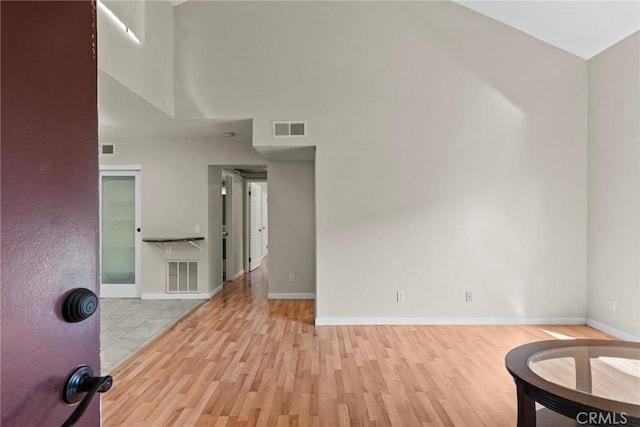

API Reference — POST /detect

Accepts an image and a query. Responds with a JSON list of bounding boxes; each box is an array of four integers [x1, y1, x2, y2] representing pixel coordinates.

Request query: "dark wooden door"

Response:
[[1, 2, 100, 426]]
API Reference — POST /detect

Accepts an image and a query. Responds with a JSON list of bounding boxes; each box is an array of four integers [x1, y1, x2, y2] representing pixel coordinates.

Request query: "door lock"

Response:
[[61, 365, 112, 427], [62, 288, 98, 322]]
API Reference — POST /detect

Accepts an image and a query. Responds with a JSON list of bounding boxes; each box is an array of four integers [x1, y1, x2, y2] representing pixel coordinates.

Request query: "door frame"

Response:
[[99, 164, 142, 298], [260, 182, 268, 257], [222, 170, 234, 283]]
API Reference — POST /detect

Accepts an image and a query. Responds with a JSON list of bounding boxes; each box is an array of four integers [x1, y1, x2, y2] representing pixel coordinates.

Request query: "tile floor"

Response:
[[100, 298, 204, 374]]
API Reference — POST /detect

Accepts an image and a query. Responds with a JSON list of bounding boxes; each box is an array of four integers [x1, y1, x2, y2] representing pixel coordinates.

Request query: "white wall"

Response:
[[267, 161, 316, 298], [174, 2, 588, 323], [100, 139, 265, 297], [98, 0, 175, 117], [587, 32, 640, 340]]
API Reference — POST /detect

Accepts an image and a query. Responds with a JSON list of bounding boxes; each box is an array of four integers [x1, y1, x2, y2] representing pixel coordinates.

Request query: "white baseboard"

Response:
[[314, 317, 587, 326], [100, 284, 139, 298], [268, 292, 316, 300], [210, 285, 224, 298], [141, 285, 223, 300], [586, 319, 640, 342], [230, 270, 245, 281]]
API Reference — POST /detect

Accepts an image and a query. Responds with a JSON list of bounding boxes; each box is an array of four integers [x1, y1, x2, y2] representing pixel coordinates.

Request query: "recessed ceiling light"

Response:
[[223, 132, 235, 138]]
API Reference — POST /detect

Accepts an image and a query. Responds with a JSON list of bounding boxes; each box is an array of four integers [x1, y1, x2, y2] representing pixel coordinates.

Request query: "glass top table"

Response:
[[506, 340, 640, 427]]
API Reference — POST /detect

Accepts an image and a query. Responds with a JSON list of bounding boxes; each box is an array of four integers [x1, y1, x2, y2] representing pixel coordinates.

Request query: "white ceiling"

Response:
[[170, 1, 639, 59], [453, 0, 640, 59]]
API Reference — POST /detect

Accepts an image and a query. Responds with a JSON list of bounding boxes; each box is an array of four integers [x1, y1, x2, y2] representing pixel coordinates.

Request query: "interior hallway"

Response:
[[102, 264, 614, 426]]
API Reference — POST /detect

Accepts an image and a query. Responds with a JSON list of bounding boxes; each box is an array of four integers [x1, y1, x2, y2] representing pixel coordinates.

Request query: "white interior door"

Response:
[[249, 182, 263, 271], [261, 183, 268, 256], [99, 168, 141, 297]]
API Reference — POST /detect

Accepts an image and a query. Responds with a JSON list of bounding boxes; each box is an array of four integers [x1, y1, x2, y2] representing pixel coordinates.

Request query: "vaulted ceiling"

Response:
[[453, 0, 640, 59], [170, 1, 639, 59], [100, 1, 639, 150]]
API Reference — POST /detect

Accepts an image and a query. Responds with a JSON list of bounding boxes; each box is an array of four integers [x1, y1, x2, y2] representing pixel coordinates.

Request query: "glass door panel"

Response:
[[101, 175, 136, 284]]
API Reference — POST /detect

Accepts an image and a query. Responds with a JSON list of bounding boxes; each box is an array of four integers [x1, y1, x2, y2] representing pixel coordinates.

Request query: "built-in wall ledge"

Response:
[[142, 236, 205, 249]]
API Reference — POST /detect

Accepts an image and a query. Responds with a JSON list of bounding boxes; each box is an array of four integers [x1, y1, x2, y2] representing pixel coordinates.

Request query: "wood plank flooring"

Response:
[[102, 265, 614, 426]]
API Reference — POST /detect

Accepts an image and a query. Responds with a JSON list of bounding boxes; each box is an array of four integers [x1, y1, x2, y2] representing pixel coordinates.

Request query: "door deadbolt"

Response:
[[62, 288, 98, 322]]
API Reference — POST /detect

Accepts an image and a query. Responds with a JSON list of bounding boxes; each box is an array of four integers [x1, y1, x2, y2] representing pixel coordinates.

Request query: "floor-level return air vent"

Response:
[[272, 121, 307, 138], [167, 260, 198, 293]]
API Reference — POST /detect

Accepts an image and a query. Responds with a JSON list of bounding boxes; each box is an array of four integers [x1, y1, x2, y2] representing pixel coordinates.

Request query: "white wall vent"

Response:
[[272, 121, 307, 138], [167, 260, 198, 293], [99, 144, 115, 155]]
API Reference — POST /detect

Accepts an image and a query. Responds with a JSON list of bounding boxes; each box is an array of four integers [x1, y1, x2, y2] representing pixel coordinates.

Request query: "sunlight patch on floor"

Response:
[[539, 329, 575, 340]]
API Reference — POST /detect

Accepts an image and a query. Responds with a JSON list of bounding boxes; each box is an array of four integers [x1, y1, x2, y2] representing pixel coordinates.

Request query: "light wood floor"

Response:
[[102, 265, 614, 426]]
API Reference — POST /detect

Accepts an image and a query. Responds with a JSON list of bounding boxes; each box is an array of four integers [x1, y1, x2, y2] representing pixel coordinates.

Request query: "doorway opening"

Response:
[[209, 165, 268, 290], [222, 173, 230, 282]]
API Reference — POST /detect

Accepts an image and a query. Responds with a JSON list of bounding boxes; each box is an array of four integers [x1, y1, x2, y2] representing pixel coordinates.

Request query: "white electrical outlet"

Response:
[[397, 291, 405, 302], [289, 273, 295, 282], [465, 291, 472, 302], [195, 225, 201, 233], [608, 300, 617, 312]]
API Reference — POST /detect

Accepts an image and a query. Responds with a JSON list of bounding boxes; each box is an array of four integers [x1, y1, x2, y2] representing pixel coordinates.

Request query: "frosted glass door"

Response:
[[101, 176, 136, 284]]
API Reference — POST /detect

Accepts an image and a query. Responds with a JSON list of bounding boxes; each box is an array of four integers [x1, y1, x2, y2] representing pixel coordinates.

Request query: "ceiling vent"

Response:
[[272, 121, 307, 138], [99, 144, 115, 155]]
